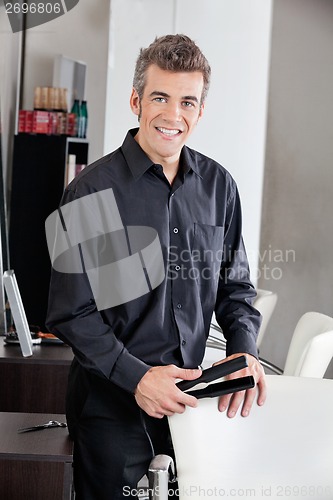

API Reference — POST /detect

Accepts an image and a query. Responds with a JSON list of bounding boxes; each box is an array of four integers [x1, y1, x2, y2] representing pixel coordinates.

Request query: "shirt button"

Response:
[[177, 303, 182, 309], [175, 265, 181, 271], [173, 227, 179, 234], [181, 339, 186, 346]]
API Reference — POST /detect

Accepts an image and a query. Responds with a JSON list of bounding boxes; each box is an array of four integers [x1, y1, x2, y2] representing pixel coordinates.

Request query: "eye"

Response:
[[153, 97, 167, 103], [182, 101, 195, 108]]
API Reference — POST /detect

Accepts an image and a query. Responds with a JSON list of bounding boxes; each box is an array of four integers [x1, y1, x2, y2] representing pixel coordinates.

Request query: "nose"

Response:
[[162, 101, 182, 123]]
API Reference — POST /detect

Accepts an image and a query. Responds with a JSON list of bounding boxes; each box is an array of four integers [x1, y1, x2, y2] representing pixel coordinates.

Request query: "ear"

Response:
[[130, 88, 140, 117], [198, 102, 205, 121]]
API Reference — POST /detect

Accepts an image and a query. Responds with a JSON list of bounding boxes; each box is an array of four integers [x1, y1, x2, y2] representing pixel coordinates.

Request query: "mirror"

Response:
[[0, 101, 9, 334]]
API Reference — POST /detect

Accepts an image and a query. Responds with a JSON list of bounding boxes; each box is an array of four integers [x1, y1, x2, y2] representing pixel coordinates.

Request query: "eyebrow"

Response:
[[149, 91, 199, 103]]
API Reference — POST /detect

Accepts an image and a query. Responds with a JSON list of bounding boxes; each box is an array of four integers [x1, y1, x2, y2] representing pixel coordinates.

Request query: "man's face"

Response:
[[130, 64, 204, 166]]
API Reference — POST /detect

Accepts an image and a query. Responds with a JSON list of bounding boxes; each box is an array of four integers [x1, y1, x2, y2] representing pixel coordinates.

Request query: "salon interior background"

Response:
[[0, 0, 332, 376]]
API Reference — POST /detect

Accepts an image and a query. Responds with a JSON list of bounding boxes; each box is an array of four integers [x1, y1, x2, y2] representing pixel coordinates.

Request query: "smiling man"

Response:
[[47, 34, 266, 499], [130, 64, 204, 184]]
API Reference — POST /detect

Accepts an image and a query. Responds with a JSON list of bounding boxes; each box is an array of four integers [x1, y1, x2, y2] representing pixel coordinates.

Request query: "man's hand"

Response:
[[134, 365, 202, 418], [214, 353, 267, 418]]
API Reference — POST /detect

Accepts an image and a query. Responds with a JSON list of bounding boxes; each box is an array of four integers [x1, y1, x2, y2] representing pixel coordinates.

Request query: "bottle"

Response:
[[57, 88, 68, 135], [50, 87, 60, 135], [41, 87, 50, 111], [78, 100, 88, 138], [33, 86, 42, 110], [60, 88, 68, 113], [71, 99, 80, 137]]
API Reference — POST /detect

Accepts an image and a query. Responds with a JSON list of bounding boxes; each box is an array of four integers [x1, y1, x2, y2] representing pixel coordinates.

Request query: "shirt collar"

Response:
[[121, 128, 154, 180], [121, 128, 203, 180], [180, 145, 203, 179]]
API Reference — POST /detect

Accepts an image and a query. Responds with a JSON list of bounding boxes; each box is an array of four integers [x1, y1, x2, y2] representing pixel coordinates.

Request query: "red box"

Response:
[[66, 113, 76, 136], [56, 112, 66, 135], [32, 111, 50, 134], [18, 110, 26, 133], [18, 110, 34, 133], [49, 112, 58, 135], [25, 111, 33, 133]]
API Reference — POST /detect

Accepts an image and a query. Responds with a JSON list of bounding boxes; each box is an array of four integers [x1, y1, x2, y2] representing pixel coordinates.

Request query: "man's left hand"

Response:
[[213, 353, 267, 418]]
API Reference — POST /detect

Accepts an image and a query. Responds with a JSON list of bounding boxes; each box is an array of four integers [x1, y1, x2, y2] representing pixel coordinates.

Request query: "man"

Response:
[[46, 34, 266, 499]]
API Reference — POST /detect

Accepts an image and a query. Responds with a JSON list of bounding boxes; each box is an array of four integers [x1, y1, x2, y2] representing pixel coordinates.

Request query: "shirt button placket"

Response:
[[169, 197, 186, 350]]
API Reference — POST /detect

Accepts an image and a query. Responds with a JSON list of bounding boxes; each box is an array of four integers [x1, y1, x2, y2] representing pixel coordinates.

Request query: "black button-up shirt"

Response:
[[46, 128, 261, 393]]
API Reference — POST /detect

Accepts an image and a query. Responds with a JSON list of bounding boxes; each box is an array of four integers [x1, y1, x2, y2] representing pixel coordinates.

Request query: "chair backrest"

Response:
[[168, 375, 333, 500], [253, 288, 278, 347], [284, 311, 333, 377]]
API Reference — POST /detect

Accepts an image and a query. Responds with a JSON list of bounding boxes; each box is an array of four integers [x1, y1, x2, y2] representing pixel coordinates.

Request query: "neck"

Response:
[[161, 161, 179, 185], [133, 130, 180, 184]]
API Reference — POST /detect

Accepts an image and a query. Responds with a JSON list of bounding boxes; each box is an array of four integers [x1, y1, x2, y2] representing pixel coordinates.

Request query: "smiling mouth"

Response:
[[156, 127, 182, 137]]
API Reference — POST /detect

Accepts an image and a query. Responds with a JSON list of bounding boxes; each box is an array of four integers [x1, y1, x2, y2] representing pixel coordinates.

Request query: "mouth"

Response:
[[156, 127, 182, 137]]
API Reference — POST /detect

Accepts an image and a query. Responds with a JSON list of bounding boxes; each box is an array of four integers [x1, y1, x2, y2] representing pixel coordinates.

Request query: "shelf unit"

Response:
[[8, 134, 88, 330]]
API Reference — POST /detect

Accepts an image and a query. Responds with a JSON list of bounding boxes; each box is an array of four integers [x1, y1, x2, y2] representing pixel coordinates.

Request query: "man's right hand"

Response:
[[134, 365, 202, 418]]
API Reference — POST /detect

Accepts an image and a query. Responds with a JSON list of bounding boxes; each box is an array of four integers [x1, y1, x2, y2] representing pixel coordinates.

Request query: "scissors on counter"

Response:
[[18, 420, 67, 433]]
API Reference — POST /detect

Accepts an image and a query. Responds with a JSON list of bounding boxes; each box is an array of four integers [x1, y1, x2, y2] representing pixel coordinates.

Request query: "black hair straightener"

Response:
[[176, 355, 255, 399]]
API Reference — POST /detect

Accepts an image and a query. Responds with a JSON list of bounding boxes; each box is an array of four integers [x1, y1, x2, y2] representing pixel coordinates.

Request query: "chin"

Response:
[[158, 149, 179, 159]]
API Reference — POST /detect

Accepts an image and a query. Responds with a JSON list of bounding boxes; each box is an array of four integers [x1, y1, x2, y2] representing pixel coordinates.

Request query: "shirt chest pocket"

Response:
[[192, 223, 225, 276]]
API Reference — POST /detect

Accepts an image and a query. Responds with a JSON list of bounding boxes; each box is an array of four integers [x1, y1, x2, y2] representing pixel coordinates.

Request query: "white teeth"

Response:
[[157, 127, 180, 136]]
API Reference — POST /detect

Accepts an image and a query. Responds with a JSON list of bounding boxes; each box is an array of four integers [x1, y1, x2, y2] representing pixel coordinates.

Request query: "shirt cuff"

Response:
[[109, 348, 151, 393], [226, 332, 259, 360]]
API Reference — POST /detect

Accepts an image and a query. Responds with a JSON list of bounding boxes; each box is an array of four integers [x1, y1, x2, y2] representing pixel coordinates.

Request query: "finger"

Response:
[[218, 393, 232, 413], [226, 390, 246, 418], [178, 391, 199, 409], [158, 409, 175, 417], [157, 394, 193, 415], [147, 403, 177, 418], [152, 405, 177, 418], [256, 376, 267, 406], [240, 387, 257, 417], [154, 412, 166, 419], [142, 404, 165, 419], [175, 367, 202, 381]]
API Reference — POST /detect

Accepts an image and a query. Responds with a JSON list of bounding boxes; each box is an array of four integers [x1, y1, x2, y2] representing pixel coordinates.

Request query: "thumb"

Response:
[[176, 367, 202, 381]]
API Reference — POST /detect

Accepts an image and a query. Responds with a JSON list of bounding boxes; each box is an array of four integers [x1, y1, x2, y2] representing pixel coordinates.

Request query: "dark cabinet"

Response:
[[9, 134, 88, 330], [0, 411, 73, 500], [0, 343, 73, 413]]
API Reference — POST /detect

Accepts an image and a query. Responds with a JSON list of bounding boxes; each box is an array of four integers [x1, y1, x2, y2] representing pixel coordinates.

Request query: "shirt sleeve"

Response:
[[45, 187, 151, 394], [214, 183, 261, 359]]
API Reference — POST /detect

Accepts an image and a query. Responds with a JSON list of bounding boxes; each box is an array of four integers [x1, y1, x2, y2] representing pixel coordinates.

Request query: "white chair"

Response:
[[148, 375, 333, 500], [205, 288, 277, 368], [261, 311, 333, 377], [253, 288, 278, 346]]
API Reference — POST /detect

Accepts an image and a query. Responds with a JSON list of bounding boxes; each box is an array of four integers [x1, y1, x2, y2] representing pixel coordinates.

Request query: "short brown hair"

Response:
[[133, 34, 211, 105]]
